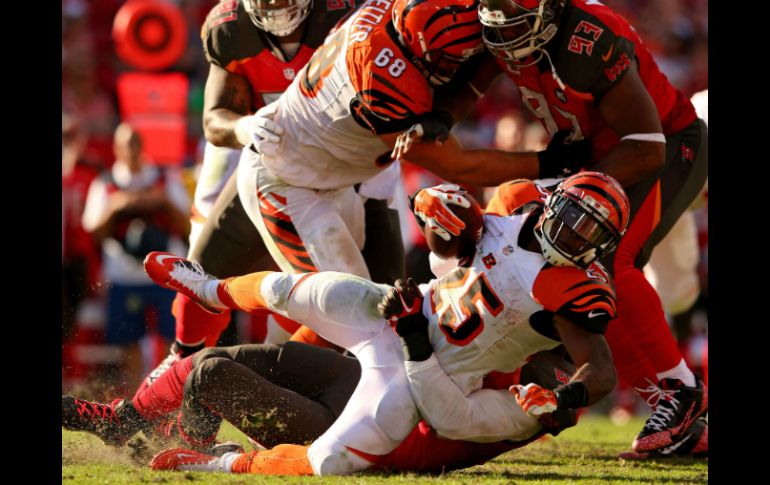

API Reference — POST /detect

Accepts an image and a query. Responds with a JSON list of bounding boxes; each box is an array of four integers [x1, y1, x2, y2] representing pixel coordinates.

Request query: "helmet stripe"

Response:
[[571, 183, 624, 221], [424, 3, 478, 32], [400, 0, 431, 26], [428, 20, 483, 48]]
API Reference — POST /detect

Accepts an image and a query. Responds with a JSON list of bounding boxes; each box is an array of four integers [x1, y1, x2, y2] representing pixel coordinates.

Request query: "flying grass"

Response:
[[62, 415, 707, 484]]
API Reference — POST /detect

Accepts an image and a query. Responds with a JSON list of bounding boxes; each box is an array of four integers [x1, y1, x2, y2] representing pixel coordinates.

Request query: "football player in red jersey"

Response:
[[139, 0, 410, 393], [135, 172, 628, 476], [405, 0, 708, 456]]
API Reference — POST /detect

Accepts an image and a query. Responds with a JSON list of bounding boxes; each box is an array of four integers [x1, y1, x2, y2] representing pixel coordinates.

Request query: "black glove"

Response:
[[419, 114, 453, 143], [537, 130, 593, 179], [391, 111, 453, 160], [377, 279, 433, 362]]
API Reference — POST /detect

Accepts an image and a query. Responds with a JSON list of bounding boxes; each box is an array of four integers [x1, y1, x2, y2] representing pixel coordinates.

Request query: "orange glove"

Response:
[[510, 383, 558, 417], [412, 184, 471, 241]]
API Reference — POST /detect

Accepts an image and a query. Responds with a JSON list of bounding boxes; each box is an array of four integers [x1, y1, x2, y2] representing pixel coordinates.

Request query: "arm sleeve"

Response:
[[404, 355, 541, 442]]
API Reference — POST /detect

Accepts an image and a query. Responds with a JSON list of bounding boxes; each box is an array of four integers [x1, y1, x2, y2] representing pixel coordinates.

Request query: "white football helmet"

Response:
[[243, 0, 312, 37], [478, 0, 565, 66]]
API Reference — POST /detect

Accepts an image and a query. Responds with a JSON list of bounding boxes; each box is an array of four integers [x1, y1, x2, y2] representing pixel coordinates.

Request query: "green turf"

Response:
[[62, 415, 707, 484]]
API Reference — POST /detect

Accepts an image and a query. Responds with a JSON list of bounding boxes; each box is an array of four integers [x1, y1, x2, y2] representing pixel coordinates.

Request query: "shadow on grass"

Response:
[[456, 468, 707, 484]]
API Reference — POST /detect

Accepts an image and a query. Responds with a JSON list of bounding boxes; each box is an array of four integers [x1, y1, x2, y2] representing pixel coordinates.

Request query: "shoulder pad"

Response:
[[552, 4, 636, 97], [531, 262, 616, 333], [347, 22, 433, 134], [485, 180, 549, 216], [303, 0, 359, 48], [202, 1, 265, 69]]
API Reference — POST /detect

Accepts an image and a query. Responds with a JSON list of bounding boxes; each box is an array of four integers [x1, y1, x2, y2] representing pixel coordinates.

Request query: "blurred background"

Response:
[[62, 0, 708, 422]]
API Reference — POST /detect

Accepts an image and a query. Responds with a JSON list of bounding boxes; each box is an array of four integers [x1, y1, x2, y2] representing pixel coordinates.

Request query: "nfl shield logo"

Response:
[[283, 68, 296, 80]]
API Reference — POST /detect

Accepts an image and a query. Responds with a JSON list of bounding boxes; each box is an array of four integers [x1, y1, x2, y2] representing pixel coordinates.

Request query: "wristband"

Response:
[[554, 381, 589, 409]]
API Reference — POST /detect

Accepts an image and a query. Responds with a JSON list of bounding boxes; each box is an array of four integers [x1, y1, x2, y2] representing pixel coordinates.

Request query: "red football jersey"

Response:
[[499, 0, 696, 161], [201, 0, 358, 111]]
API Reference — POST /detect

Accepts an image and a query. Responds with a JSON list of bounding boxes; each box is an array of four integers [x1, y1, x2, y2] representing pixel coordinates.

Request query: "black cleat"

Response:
[[62, 395, 148, 446]]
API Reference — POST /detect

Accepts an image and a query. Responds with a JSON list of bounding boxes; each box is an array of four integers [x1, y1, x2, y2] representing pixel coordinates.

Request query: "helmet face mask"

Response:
[[418, 49, 482, 86], [478, 0, 563, 67], [535, 172, 630, 269], [392, 0, 483, 86], [243, 0, 313, 37]]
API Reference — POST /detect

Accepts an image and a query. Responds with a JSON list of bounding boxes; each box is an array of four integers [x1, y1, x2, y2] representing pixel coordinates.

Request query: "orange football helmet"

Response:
[[392, 0, 483, 86], [535, 171, 630, 268]]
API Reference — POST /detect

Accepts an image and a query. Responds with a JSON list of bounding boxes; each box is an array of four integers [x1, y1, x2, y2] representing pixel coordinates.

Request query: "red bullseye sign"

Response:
[[113, 0, 187, 71]]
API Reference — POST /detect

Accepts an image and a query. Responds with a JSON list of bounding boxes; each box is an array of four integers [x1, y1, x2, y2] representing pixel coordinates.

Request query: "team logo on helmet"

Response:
[[392, 0, 483, 86], [243, 0, 313, 37], [535, 171, 630, 268]]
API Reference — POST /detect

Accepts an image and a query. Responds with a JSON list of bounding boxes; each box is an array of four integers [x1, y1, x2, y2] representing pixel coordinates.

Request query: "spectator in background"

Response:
[[81, 123, 191, 392], [62, 113, 100, 340], [493, 110, 526, 151]]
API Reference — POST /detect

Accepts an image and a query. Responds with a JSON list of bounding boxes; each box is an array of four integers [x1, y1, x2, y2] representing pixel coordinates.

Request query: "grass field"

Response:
[[62, 415, 707, 484]]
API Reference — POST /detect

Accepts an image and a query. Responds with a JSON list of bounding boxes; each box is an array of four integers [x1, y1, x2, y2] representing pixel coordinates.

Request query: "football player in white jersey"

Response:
[[233, 0, 591, 285], [140, 0, 408, 392], [144, 171, 631, 476]]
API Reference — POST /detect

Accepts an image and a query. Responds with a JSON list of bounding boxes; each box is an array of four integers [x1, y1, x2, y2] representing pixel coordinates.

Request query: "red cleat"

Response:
[[62, 395, 147, 446], [621, 417, 707, 459], [143, 252, 224, 313], [150, 447, 237, 472], [632, 378, 707, 452]]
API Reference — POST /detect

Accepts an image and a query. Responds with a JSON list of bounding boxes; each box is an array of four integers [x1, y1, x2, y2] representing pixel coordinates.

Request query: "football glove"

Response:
[[391, 114, 452, 160], [510, 383, 558, 417], [377, 278, 424, 327], [411, 184, 471, 242], [234, 102, 284, 155], [537, 129, 592, 179], [378, 279, 432, 362]]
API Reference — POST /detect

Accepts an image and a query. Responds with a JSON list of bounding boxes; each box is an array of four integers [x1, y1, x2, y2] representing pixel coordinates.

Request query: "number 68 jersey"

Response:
[[265, 0, 435, 190], [423, 184, 617, 396]]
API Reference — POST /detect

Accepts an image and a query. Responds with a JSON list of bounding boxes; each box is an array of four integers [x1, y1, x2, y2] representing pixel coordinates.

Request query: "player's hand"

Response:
[[536, 129, 592, 179], [380, 279, 433, 362], [235, 102, 285, 156], [510, 383, 558, 417], [412, 184, 471, 241], [391, 118, 450, 160], [377, 278, 424, 329]]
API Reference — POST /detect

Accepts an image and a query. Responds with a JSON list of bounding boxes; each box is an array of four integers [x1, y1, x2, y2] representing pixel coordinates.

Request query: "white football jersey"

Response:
[[423, 199, 616, 396], [425, 213, 555, 395], [263, 0, 433, 189]]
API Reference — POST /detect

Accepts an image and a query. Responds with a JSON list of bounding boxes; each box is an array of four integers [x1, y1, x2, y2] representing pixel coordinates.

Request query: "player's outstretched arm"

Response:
[[512, 315, 616, 419], [382, 131, 540, 187]]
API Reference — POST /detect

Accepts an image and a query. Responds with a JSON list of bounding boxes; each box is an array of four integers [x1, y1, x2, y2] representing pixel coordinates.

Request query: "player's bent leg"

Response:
[[604, 118, 708, 453], [145, 255, 391, 351], [238, 154, 370, 278], [279, 271, 392, 351], [178, 171, 275, 343], [307, 335, 418, 475], [218, 271, 391, 351], [180, 350, 341, 447], [643, 210, 700, 316]]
